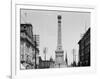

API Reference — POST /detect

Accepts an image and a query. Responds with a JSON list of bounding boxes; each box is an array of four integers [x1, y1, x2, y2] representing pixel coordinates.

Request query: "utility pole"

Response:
[[43, 47, 48, 61], [34, 34, 39, 69], [85, 21, 87, 33], [72, 49, 76, 67], [34, 35, 37, 69]]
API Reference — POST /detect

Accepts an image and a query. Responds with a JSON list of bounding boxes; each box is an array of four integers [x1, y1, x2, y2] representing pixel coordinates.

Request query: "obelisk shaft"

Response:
[[57, 17, 62, 50]]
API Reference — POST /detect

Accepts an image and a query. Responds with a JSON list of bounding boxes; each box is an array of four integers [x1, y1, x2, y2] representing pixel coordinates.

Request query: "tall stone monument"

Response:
[[55, 15, 64, 68]]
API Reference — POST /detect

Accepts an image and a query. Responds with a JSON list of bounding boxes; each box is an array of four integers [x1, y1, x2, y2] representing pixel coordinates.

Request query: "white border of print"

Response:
[[11, 3, 96, 79]]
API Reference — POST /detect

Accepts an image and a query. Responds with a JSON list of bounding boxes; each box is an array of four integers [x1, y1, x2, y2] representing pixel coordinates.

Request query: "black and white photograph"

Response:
[[20, 8, 90, 70]]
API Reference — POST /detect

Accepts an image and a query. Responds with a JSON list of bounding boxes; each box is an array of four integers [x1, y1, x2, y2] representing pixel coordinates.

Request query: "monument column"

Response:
[[55, 15, 64, 67]]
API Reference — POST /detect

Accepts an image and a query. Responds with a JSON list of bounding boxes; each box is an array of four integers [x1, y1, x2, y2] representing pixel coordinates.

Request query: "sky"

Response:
[[20, 9, 90, 65]]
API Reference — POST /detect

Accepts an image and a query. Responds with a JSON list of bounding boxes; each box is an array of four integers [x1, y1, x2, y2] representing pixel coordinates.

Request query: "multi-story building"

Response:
[[78, 28, 90, 66], [20, 23, 39, 69]]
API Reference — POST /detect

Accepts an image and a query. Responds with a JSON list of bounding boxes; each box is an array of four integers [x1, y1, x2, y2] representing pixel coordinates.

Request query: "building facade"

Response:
[[20, 24, 39, 69], [78, 28, 90, 66]]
